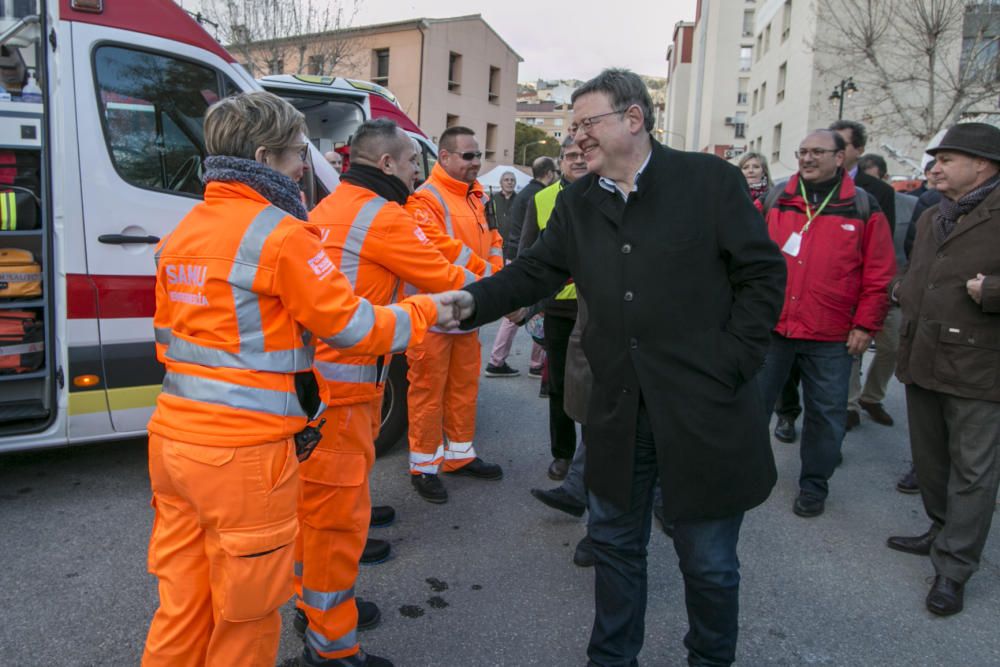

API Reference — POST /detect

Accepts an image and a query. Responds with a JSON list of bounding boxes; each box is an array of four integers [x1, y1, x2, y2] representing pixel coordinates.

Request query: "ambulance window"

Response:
[[94, 46, 227, 197]]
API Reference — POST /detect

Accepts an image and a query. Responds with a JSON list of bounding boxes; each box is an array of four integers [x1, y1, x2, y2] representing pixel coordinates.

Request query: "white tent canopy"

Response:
[[478, 165, 531, 193]]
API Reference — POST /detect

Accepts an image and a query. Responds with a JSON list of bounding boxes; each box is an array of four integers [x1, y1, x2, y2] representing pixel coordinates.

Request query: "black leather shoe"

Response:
[[926, 575, 964, 616], [356, 598, 381, 631], [530, 487, 586, 517], [887, 530, 935, 555], [846, 410, 860, 431], [859, 399, 894, 426], [445, 457, 503, 480], [547, 457, 570, 480], [573, 536, 595, 567], [370, 505, 396, 528], [896, 466, 919, 494], [360, 538, 390, 565], [793, 492, 825, 517], [774, 416, 797, 443], [411, 473, 448, 503]]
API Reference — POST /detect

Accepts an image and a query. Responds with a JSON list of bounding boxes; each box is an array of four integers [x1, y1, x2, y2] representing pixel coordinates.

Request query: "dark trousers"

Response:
[[543, 313, 577, 459], [906, 383, 1000, 583], [756, 334, 853, 499], [586, 402, 743, 667], [774, 361, 802, 421]]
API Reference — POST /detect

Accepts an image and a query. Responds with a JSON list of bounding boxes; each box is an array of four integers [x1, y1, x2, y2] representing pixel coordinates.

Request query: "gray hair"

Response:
[[571, 68, 655, 133]]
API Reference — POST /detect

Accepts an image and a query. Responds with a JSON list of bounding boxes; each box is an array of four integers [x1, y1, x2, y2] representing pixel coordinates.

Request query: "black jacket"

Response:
[[504, 178, 547, 261], [854, 170, 897, 236], [462, 141, 786, 519]]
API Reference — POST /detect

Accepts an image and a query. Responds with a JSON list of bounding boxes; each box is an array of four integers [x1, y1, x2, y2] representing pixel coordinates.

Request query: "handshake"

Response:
[[429, 290, 476, 330]]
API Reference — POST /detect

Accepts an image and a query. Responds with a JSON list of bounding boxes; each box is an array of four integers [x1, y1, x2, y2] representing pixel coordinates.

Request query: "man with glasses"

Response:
[[445, 69, 786, 667], [404, 126, 506, 504], [756, 129, 895, 518]]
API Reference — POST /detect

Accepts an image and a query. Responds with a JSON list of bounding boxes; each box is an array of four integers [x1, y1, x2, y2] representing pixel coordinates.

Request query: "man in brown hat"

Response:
[[887, 122, 1000, 616]]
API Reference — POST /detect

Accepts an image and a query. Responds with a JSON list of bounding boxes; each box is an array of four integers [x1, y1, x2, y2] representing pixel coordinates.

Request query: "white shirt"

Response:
[[598, 150, 652, 201]]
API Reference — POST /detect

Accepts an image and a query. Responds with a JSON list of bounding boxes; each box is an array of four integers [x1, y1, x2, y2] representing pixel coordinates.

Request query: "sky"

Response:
[[350, 0, 697, 81]]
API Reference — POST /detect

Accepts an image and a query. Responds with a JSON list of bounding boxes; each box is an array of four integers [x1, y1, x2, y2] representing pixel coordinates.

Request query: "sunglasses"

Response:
[[452, 151, 482, 161]]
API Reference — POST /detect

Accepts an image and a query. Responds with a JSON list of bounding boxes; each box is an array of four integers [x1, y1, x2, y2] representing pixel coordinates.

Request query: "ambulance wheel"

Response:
[[374, 355, 409, 458]]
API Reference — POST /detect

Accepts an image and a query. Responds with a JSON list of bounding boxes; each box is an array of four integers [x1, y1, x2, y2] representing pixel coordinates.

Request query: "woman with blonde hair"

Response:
[[738, 151, 772, 203]]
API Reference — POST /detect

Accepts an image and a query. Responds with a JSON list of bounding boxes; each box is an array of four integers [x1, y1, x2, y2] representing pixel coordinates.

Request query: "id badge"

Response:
[[782, 231, 802, 257]]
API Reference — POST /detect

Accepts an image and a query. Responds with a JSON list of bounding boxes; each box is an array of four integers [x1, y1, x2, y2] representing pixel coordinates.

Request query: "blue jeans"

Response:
[[756, 334, 853, 499], [586, 403, 744, 667]]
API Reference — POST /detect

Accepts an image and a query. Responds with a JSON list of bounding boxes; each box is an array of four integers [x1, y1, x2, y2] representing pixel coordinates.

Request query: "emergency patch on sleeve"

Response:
[[413, 226, 431, 245], [308, 249, 336, 281]]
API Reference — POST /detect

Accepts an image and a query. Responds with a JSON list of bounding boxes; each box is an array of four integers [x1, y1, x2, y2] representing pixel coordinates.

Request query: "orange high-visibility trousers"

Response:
[[293, 401, 377, 661], [142, 435, 299, 667], [406, 331, 481, 474]]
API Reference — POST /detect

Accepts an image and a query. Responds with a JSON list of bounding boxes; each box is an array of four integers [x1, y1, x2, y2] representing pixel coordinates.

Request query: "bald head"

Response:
[[532, 156, 558, 185]]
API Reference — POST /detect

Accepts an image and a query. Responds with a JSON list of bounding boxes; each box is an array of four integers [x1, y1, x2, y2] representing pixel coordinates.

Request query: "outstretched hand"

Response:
[[429, 290, 476, 329]]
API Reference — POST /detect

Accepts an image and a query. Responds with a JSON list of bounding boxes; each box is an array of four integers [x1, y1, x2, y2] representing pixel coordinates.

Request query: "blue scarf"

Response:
[[202, 155, 308, 221]]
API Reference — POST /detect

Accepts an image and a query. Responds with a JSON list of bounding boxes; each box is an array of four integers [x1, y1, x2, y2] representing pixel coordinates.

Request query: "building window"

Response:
[[488, 66, 501, 104], [742, 9, 754, 37], [448, 52, 462, 92], [752, 88, 759, 114], [554, 118, 564, 126], [485, 123, 497, 160], [737, 78, 749, 105], [740, 46, 752, 71], [734, 112, 747, 139], [553, 131, 562, 138], [755, 34, 762, 61], [764, 23, 771, 54], [782, 0, 792, 41], [776, 62, 787, 103], [760, 81, 767, 110], [308, 55, 325, 76], [372, 48, 389, 87], [446, 114, 460, 128], [772, 123, 782, 163], [268, 58, 284, 75]]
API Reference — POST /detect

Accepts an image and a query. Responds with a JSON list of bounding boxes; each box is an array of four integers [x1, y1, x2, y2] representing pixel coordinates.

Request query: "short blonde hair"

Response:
[[204, 91, 307, 160], [738, 151, 771, 182]]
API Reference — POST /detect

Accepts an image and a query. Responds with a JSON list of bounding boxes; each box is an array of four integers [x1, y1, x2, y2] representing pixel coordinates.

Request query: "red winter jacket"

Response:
[[765, 173, 896, 341]]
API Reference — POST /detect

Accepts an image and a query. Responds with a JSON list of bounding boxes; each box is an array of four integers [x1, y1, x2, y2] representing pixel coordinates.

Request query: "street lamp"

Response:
[[521, 139, 549, 165], [829, 77, 858, 120]]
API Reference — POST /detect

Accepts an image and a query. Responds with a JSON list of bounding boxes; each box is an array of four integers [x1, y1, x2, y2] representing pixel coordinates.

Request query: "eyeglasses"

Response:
[[454, 151, 482, 161], [562, 151, 585, 161], [569, 107, 629, 135], [794, 148, 840, 159]]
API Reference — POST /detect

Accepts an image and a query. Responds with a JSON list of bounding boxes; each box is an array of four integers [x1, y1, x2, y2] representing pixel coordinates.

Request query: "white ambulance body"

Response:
[[0, 0, 338, 453]]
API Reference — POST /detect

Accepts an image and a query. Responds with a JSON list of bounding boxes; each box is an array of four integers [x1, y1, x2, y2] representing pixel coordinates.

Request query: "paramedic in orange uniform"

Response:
[[404, 126, 505, 504], [294, 119, 490, 667], [141, 92, 459, 667]]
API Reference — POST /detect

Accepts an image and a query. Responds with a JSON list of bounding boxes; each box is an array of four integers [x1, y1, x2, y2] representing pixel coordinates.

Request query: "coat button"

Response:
[[928, 284, 935, 290], [629, 337, 638, 349], [622, 387, 630, 394], [622, 243, 632, 254], [624, 291, 634, 301], [936, 252, 945, 259]]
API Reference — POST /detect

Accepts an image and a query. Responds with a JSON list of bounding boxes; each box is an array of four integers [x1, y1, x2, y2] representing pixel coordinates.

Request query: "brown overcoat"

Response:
[[894, 185, 1000, 401]]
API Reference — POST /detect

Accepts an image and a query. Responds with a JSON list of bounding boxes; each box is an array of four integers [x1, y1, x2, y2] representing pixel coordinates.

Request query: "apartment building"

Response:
[[241, 15, 521, 170], [664, 22, 695, 150], [515, 101, 573, 142]]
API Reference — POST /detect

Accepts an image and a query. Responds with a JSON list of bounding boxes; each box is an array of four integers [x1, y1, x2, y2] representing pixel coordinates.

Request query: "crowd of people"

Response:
[[140, 66, 998, 667]]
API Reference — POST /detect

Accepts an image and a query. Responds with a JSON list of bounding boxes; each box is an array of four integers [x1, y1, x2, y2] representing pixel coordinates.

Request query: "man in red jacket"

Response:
[[756, 129, 896, 518]]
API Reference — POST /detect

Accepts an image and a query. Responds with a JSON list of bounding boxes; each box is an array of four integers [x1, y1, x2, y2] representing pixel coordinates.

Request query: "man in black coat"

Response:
[[446, 69, 786, 667]]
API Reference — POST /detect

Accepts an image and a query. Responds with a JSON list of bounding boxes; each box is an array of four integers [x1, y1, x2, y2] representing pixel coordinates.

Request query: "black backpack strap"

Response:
[[761, 178, 789, 217], [853, 185, 871, 222]]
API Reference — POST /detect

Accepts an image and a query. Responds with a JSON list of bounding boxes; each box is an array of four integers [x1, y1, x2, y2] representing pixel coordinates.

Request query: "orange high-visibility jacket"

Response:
[[406, 163, 504, 278], [308, 181, 485, 405], [147, 181, 438, 446]]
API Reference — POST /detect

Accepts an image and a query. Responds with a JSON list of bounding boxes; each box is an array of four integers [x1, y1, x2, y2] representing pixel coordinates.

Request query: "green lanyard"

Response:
[[798, 178, 838, 234]]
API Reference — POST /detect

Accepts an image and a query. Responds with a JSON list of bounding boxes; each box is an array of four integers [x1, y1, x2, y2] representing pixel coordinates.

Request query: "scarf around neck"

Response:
[[341, 163, 410, 206], [934, 173, 1000, 241], [202, 155, 308, 221]]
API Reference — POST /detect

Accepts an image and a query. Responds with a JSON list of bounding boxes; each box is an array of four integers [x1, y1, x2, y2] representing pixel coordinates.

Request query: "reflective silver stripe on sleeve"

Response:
[[338, 197, 387, 289], [323, 298, 376, 348], [229, 206, 286, 354], [161, 372, 305, 417], [153, 234, 170, 270], [455, 244, 471, 266], [387, 304, 412, 353], [154, 327, 172, 345], [483, 263, 492, 277], [305, 627, 358, 654], [418, 183, 453, 236], [314, 361, 379, 384], [403, 283, 418, 296], [165, 336, 314, 372], [461, 269, 477, 287], [302, 585, 355, 612], [489, 247, 502, 257]]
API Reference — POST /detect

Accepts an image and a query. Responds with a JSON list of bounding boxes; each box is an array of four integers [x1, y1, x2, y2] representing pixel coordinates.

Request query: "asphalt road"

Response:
[[1, 322, 998, 666]]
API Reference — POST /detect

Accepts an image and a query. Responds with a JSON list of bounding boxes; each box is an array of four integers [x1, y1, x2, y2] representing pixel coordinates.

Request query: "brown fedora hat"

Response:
[[927, 122, 1000, 162]]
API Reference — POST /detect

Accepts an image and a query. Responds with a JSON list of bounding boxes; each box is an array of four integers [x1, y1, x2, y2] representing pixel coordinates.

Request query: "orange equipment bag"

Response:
[[0, 310, 43, 373], [0, 248, 41, 298]]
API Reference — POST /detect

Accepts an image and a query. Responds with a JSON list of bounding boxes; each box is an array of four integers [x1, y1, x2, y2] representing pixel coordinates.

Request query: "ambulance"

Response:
[[0, 0, 417, 455]]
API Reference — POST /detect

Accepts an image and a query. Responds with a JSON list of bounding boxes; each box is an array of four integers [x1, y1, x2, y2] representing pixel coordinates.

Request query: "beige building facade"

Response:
[[515, 101, 574, 144], [242, 15, 521, 171]]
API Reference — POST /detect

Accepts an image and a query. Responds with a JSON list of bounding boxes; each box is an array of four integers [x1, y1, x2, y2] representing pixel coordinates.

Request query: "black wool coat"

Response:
[[462, 141, 787, 519]]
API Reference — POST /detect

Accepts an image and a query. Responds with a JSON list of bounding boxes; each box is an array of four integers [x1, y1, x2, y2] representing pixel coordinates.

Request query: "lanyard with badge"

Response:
[[782, 179, 837, 257]]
